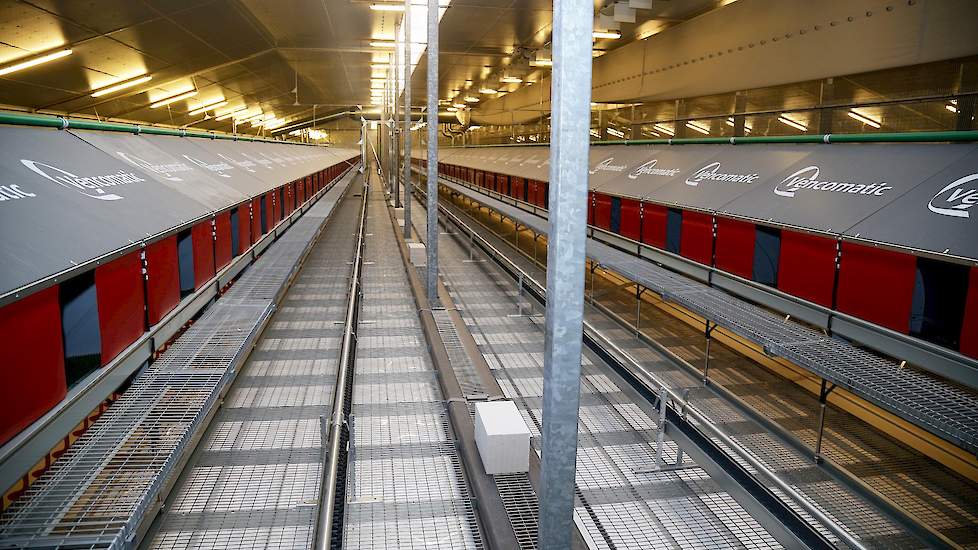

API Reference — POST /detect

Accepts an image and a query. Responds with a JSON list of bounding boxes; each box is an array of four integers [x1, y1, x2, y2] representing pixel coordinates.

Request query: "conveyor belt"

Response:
[[0, 168, 357, 550], [438, 177, 978, 457], [340, 172, 484, 548]]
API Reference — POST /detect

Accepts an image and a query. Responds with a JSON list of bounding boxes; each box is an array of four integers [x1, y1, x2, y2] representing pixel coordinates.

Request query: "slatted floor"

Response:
[[141, 179, 363, 550], [408, 194, 788, 549], [340, 175, 484, 549]]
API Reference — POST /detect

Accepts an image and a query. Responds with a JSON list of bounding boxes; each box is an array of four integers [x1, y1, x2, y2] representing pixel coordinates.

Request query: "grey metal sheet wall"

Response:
[[590, 145, 724, 199]]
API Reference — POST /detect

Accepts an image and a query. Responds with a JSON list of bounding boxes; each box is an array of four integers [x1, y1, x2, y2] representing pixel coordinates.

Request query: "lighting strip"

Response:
[[188, 100, 228, 116], [592, 30, 621, 39], [685, 121, 710, 135], [150, 90, 198, 108], [846, 109, 881, 128], [90, 75, 152, 97], [653, 123, 675, 136], [215, 107, 248, 121], [0, 48, 72, 77], [777, 115, 808, 131]]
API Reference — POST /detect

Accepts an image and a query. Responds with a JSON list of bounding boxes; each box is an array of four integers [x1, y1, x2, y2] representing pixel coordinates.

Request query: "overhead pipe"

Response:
[[452, 129, 978, 148], [0, 110, 320, 145]]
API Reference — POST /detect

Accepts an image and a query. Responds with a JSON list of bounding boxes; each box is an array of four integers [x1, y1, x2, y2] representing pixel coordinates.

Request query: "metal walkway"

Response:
[[437, 177, 978, 458], [339, 174, 484, 549], [140, 178, 363, 549], [406, 194, 792, 549], [0, 167, 357, 550], [430, 182, 978, 548]]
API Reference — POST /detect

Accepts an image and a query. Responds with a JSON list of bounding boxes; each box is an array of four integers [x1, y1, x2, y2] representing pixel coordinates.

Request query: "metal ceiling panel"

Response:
[[0, 125, 210, 296], [720, 143, 976, 234], [846, 146, 978, 262]]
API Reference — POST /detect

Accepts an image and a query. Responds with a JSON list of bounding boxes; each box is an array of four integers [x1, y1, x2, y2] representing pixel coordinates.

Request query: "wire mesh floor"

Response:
[[0, 170, 356, 550], [341, 179, 484, 550]]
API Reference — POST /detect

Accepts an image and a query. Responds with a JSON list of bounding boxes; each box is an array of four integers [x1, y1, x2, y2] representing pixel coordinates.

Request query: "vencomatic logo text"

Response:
[[20, 160, 145, 201], [773, 166, 892, 199], [928, 173, 978, 219]]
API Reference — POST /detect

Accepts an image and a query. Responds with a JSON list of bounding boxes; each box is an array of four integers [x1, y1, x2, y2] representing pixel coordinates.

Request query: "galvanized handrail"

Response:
[[313, 178, 369, 549], [417, 179, 870, 550]]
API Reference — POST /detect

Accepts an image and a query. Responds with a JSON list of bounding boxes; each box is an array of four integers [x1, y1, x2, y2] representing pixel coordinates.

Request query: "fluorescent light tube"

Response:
[[90, 75, 152, 97], [150, 90, 198, 108], [0, 48, 72, 77]]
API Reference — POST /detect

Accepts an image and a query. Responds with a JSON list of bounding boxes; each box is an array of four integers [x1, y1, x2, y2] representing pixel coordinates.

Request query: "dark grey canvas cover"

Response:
[[643, 145, 811, 211], [720, 143, 976, 234], [588, 145, 721, 199], [70, 130, 251, 210], [846, 146, 978, 261], [151, 135, 272, 197], [0, 126, 211, 295]]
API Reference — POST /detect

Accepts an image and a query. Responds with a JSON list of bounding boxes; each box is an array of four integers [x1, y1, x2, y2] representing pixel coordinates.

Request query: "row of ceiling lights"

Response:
[[0, 45, 299, 133]]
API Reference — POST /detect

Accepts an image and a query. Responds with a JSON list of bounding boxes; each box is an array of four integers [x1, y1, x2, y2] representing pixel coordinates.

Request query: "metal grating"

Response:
[[340, 176, 484, 550], [493, 473, 539, 550], [441, 178, 978, 456], [0, 168, 358, 550]]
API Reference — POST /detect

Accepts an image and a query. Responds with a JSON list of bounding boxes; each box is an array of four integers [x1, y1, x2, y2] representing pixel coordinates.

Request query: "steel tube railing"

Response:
[[313, 177, 368, 550]]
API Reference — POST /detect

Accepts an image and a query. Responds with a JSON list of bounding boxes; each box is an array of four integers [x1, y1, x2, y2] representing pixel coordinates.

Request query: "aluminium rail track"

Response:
[[405, 184, 861, 549], [0, 165, 359, 550], [408, 174, 978, 548]]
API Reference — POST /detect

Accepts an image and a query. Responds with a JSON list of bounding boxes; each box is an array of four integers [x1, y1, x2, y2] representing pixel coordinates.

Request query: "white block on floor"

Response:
[[394, 207, 404, 220], [474, 401, 530, 474], [408, 242, 426, 266]]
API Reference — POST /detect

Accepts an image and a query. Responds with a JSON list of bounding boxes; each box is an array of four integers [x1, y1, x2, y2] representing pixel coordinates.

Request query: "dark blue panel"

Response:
[[752, 225, 781, 286], [60, 270, 101, 387], [910, 258, 970, 349], [610, 197, 622, 234], [230, 208, 240, 256], [666, 208, 682, 254], [177, 229, 195, 298]]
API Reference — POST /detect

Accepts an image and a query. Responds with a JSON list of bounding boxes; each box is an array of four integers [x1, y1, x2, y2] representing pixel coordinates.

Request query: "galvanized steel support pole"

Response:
[[425, 0, 439, 305], [537, 0, 592, 548], [392, 51, 400, 207], [402, 0, 412, 239]]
